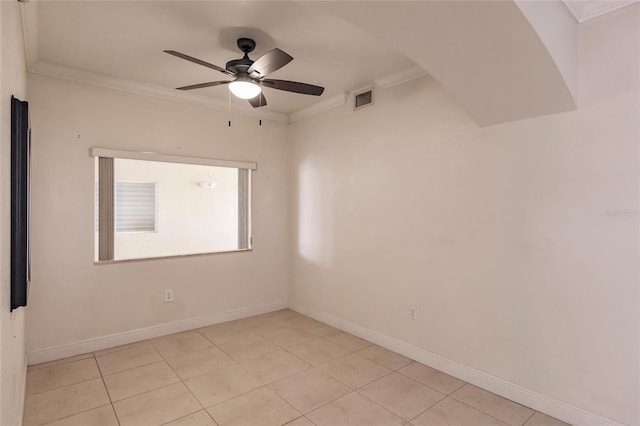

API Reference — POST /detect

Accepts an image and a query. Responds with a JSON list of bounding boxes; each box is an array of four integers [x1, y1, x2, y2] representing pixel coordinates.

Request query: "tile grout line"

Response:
[[26, 311, 556, 426], [353, 368, 417, 415], [102, 359, 170, 380], [298, 390, 359, 420], [27, 353, 95, 372], [93, 353, 122, 426], [94, 345, 188, 421], [277, 365, 400, 420], [354, 345, 415, 372], [356, 385, 437, 424], [96, 342, 166, 377], [196, 322, 323, 386], [393, 390, 449, 424], [93, 339, 153, 358], [24, 357, 103, 398], [282, 415, 314, 426], [197, 329, 280, 361], [149, 338, 209, 424], [255, 315, 473, 425], [28, 355, 118, 426], [104, 363, 184, 405], [154, 321, 304, 423], [449, 384, 536, 426], [158, 409, 218, 426], [35, 403, 114, 426], [108, 403, 122, 426], [263, 382, 306, 422], [522, 409, 538, 425], [28, 313, 349, 424], [267, 369, 352, 416], [179, 329, 286, 416], [193, 320, 365, 420], [354, 369, 449, 422], [431, 394, 519, 426], [394, 361, 467, 395], [112, 325, 512, 426]]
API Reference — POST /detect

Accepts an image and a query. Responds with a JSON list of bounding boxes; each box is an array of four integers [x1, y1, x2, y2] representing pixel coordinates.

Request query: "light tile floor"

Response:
[[24, 310, 571, 426]]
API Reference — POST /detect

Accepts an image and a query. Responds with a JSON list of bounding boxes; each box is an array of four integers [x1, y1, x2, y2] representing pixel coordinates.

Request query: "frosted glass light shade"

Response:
[[229, 81, 261, 99]]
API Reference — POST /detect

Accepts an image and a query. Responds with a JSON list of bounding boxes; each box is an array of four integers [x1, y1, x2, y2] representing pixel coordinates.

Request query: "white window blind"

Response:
[[115, 182, 156, 232]]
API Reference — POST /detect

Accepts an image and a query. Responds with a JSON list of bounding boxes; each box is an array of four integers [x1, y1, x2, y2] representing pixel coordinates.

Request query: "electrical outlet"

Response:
[[164, 289, 173, 303], [409, 307, 417, 320]]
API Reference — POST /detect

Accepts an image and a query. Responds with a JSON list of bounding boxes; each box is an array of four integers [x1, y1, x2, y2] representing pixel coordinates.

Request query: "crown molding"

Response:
[[20, 2, 289, 123], [375, 65, 428, 89], [288, 92, 348, 123], [561, 0, 638, 23], [288, 66, 429, 122], [29, 61, 290, 123], [19, 0, 38, 68], [29, 60, 428, 125], [20, 0, 426, 124]]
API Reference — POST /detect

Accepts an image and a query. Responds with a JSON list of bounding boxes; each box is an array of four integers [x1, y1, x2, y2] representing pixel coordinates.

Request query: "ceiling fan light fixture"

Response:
[[229, 79, 261, 100], [166, 38, 324, 109]]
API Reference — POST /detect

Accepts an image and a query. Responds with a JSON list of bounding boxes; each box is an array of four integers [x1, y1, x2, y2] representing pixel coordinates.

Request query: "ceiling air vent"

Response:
[[354, 87, 374, 111]]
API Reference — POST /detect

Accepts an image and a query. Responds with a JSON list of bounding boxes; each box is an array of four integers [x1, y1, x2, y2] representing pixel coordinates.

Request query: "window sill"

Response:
[[94, 248, 253, 265]]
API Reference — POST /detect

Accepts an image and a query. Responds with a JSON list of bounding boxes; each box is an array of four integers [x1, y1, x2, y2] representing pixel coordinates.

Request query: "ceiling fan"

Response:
[[164, 38, 325, 108]]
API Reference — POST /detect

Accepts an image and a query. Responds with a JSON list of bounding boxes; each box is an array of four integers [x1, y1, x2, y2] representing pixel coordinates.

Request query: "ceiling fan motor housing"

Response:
[[226, 38, 257, 75], [237, 38, 256, 54], [165, 36, 324, 108], [226, 58, 253, 75]]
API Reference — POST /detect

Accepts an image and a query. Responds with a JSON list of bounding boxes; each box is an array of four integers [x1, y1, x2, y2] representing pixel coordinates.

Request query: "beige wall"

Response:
[[18, 4, 640, 425], [0, 2, 29, 425], [27, 73, 291, 352], [290, 6, 639, 425]]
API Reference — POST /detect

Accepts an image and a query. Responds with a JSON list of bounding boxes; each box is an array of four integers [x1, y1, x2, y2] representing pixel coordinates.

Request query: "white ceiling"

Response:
[[314, 1, 579, 126], [26, 1, 416, 119], [25, 0, 631, 126]]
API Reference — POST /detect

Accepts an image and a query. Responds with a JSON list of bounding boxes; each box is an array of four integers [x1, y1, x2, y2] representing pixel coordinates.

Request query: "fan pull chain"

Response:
[[228, 90, 232, 127], [259, 91, 263, 126]]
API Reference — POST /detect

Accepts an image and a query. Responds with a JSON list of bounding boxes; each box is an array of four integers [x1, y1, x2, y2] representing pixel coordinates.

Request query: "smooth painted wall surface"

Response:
[[27, 73, 290, 352], [290, 7, 639, 425], [0, 2, 28, 425], [309, 0, 577, 126], [515, 0, 578, 100]]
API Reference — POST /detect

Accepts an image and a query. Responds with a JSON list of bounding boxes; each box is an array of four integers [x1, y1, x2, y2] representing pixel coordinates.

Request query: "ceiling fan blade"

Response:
[[176, 81, 230, 90], [261, 79, 324, 96], [247, 48, 293, 78], [248, 92, 267, 108], [164, 50, 235, 77]]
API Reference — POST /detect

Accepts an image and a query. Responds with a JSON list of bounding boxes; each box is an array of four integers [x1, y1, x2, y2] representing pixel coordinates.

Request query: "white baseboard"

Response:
[[27, 300, 288, 365], [289, 301, 625, 426], [18, 355, 27, 426]]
